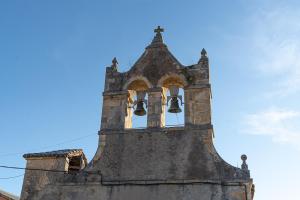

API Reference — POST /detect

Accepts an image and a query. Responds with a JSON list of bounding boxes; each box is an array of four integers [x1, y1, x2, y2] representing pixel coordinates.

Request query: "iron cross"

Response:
[[154, 26, 164, 34]]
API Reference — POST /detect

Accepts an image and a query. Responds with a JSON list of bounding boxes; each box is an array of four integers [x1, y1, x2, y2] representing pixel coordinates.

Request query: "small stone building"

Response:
[[20, 27, 254, 200]]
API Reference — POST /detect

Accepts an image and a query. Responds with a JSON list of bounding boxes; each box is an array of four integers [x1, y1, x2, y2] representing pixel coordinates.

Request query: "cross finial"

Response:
[[154, 26, 164, 34], [149, 26, 165, 47]]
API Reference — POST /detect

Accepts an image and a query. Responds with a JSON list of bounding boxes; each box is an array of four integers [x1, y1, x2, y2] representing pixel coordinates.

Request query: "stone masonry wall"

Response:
[[21, 181, 253, 200]]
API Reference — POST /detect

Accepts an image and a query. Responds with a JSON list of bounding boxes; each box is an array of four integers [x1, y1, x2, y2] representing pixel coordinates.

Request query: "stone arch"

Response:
[[123, 76, 151, 129], [157, 73, 187, 127], [157, 73, 188, 88], [123, 76, 153, 91]]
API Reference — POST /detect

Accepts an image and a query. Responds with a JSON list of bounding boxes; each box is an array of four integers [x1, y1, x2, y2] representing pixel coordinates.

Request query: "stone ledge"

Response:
[[54, 178, 252, 187], [184, 83, 211, 89], [98, 124, 213, 135], [101, 179, 251, 186], [102, 91, 128, 96]]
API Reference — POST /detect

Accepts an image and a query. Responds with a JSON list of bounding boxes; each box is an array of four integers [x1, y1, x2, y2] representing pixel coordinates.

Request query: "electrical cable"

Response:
[[0, 165, 66, 173], [0, 133, 97, 158], [0, 174, 24, 180], [0, 165, 100, 175]]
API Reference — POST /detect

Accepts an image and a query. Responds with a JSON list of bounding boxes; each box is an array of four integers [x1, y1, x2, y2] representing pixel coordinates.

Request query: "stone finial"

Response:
[[111, 57, 118, 72], [241, 154, 248, 170], [201, 48, 207, 57], [198, 48, 209, 66], [150, 26, 164, 45]]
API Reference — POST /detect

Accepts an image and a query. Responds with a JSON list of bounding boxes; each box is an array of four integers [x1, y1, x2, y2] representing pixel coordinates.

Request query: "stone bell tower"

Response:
[[100, 26, 212, 130], [20, 26, 254, 200]]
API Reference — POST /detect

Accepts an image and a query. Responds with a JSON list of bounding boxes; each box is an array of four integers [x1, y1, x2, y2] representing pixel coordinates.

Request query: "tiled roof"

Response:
[[23, 149, 83, 159]]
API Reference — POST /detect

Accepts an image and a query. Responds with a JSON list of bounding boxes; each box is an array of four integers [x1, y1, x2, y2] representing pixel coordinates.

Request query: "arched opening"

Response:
[[165, 87, 184, 127], [159, 75, 186, 127], [125, 78, 150, 129], [131, 92, 148, 128]]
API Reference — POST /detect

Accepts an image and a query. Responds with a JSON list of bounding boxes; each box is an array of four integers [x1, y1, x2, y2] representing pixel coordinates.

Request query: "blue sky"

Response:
[[1, 0, 300, 199]]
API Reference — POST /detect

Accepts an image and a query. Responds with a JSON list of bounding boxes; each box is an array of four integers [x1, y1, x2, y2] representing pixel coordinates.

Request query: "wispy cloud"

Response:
[[243, 108, 300, 147], [250, 6, 300, 97], [240, 6, 300, 149]]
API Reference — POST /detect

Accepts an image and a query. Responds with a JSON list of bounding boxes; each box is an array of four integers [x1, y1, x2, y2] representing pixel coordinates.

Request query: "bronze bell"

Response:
[[168, 97, 182, 113], [134, 100, 147, 116], [167, 85, 183, 114], [133, 91, 147, 116]]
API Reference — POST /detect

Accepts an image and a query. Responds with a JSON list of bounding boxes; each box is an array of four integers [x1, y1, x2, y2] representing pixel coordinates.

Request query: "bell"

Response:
[[133, 91, 147, 116], [168, 97, 182, 113], [134, 101, 147, 116], [167, 85, 183, 113]]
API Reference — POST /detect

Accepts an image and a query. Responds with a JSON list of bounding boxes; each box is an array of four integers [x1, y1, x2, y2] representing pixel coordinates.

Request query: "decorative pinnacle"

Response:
[[241, 154, 248, 170], [201, 48, 207, 57], [112, 57, 118, 65], [198, 48, 209, 65], [111, 57, 118, 72]]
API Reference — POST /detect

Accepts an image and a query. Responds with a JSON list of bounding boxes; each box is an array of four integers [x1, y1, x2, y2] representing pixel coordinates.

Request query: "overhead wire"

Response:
[[0, 165, 101, 175], [0, 165, 67, 173], [0, 133, 97, 158], [0, 174, 24, 180]]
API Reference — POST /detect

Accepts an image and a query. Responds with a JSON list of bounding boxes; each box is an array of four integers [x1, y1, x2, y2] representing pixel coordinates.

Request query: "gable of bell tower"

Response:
[[101, 26, 211, 130]]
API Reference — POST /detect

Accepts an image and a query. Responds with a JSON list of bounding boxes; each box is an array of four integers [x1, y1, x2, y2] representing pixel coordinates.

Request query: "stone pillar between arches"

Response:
[[147, 87, 166, 128]]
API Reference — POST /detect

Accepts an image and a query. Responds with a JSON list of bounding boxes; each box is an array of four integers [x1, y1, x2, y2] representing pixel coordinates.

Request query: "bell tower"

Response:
[[20, 26, 254, 200], [91, 26, 254, 199], [100, 26, 212, 131]]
